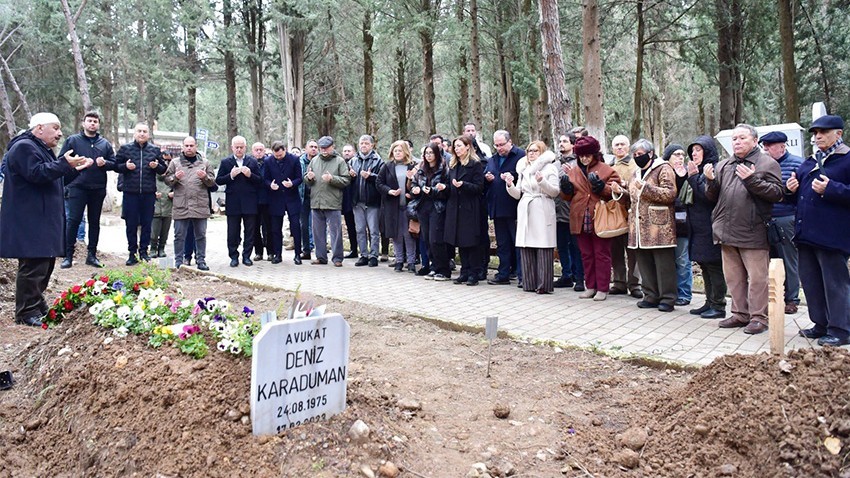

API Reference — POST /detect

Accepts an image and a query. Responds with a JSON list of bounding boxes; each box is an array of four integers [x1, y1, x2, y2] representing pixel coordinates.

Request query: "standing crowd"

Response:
[[1, 111, 848, 349]]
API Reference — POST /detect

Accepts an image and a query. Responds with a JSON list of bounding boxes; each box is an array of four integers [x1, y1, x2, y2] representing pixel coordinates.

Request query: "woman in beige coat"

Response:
[[506, 141, 561, 294], [612, 138, 678, 312]]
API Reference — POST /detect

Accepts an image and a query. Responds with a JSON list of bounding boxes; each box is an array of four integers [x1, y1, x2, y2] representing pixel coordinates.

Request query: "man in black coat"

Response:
[[114, 122, 167, 265], [215, 135, 262, 267], [264, 141, 303, 264], [250, 142, 273, 261], [58, 111, 115, 269], [0, 113, 93, 327], [484, 130, 524, 284]]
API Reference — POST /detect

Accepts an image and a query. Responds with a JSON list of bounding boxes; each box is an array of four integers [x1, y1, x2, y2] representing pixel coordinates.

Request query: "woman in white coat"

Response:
[[506, 141, 561, 294]]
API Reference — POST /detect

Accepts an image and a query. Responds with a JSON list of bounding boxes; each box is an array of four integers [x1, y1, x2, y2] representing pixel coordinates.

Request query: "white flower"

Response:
[[216, 339, 231, 352], [230, 344, 242, 355], [114, 326, 129, 338], [116, 306, 131, 321]]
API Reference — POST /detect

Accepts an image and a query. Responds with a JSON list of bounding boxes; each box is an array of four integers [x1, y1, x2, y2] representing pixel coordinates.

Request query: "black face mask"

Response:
[[634, 152, 652, 169]]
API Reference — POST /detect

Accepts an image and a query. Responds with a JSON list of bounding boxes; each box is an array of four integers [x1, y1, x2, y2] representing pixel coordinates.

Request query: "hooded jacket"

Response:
[[686, 136, 721, 263], [705, 146, 783, 249]]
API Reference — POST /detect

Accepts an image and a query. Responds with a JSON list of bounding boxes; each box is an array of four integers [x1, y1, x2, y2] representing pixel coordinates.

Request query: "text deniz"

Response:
[[286, 346, 324, 369]]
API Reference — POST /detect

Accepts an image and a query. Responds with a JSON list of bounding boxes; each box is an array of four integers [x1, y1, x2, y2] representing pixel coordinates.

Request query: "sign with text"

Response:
[[250, 313, 350, 436]]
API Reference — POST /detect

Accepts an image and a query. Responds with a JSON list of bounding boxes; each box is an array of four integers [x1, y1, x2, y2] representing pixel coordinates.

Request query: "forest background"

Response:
[[0, 0, 847, 162]]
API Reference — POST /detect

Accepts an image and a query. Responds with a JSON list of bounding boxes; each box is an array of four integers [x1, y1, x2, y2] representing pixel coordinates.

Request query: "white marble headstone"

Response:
[[250, 313, 350, 435]]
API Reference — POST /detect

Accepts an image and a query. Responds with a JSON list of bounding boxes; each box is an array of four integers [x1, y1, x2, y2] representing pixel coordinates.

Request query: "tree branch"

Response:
[[73, 0, 88, 25]]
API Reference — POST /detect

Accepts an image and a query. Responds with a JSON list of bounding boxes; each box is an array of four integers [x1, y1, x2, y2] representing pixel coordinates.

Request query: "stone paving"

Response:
[[95, 215, 819, 366]]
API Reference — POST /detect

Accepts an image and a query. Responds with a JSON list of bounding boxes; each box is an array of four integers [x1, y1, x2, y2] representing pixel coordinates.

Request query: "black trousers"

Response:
[[698, 261, 727, 310], [227, 214, 256, 260], [636, 248, 677, 306], [343, 210, 357, 254], [66, 187, 107, 257], [253, 204, 272, 257], [457, 245, 484, 281], [271, 205, 302, 258], [16, 258, 54, 321]]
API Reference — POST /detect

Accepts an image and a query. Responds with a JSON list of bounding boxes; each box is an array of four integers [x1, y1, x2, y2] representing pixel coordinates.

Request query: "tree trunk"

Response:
[[538, 0, 571, 141], [469, 0, 482, 128], [246, 1, 263, 142], [697, 97, 705, 134], [0, 75, 16, 139], [581, 0, 606, 150], [420, 23, 436, 135], [362, 11, 376, 135], [278, 21, 305, 148], [715, 0, 743, 130], [777, 0, 799, 122], [187, 27, 199, 136], [455, 0, 469, 134], [630, 0, 645, 140], [223, 0, 238, 139], [0, 55, 29, 119], [395, 47, 408, 140], [59, 0, 92, 112]]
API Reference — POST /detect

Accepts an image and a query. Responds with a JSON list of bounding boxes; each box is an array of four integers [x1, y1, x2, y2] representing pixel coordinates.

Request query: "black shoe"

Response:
[[700, 309, 726, 319], [573, 281, 586, 292], [394, 263, 404, 272], [14, 315, 43, 327], [156, 249, 165, 258], [477, 273, 487, 281], [230, 258, 239, 267], [609, 288, 627, 295], [449, 259, 456, 271], [293, 256, 302, 265], [197, 262, 210, 271], [139, 251, 152, 262], [185, 257, 193, 266], [407, 263, 417, 273], [355, 257, 369, 267], [690, 303, 711, 315], [253, 254, 264, 261], [126, 254, 139, 266], [85, 254, 103, 268], [368, 257, 378, 267], [799, 327, 827, 339], [271, 255, 282, 264], [301, 252, 311, 260], [466, 279, 479, 286], [630, 289, 644, 299], [416, 267, 431, 276], [453, 276, 468, 284], [345, 251, 358, 259], [658, 303, 674, 312], [243, 258, 253, 266], [637, 300, 659, 309], [674, 298, 691, 306], [60, 257, 73, 269], [553, 277, 574, 288], [817, 335, 850, 347], [487, 278, 511, 285]]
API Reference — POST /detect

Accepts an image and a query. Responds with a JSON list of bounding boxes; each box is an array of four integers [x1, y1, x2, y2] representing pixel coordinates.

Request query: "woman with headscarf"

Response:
[[444, 135, 486, 286], [685, 136, 727, 319], [663, 144, 694, 306], [377, 140, 417, 273], [559, 136, 620, 301], [612, 139, 678, 312], [505, 140, 560, 293]]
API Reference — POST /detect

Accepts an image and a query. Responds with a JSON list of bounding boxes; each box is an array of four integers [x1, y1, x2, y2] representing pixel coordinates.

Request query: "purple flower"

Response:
[[567, 427, 576, 435], [242, 306, 255, 316], [112, 280, 125, 291], [213, 314, 225, 322], [204, 296, 216, 303], [196, 299, 207, 311], [178, 333, 187, 340]]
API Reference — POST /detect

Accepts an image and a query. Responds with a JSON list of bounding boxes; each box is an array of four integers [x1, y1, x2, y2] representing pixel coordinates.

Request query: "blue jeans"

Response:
[[300, 198, 314, 252], [675, 236, 693, 301], [556, 223, 583, 281]]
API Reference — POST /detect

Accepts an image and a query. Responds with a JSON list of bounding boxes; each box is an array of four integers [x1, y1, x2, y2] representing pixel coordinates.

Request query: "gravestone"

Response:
[[250, 313, 350, 435]]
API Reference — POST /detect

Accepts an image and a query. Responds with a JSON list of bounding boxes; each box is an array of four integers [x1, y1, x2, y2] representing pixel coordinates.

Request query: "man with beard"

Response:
[[554, 133, 586, 291]]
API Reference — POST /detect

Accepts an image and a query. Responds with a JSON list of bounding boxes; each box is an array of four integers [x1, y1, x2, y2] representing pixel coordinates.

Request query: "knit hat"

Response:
[[28, 112, 61, 128], [573, 136, 601, 156], [662, 143, 685, 162]]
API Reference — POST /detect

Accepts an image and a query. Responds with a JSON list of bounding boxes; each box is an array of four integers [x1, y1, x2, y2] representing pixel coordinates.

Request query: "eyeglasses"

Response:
[[527, 149, 539, 153]]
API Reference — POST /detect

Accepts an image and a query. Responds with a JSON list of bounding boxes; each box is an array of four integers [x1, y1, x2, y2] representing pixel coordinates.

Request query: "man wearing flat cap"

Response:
[[303, 136, 350, 266], [0, 113, 93, 327], [786, 114, 850, 347], [760, 131, 803, 314]]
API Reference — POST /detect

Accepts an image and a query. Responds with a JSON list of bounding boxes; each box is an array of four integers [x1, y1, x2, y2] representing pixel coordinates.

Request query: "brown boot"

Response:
[[743, 320, 768, 335]]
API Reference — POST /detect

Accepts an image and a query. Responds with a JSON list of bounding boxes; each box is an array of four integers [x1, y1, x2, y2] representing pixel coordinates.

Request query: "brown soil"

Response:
[[0, 252, 848, 478]]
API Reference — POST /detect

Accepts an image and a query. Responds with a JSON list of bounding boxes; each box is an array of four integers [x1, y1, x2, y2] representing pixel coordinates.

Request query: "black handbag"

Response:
[[766, 219, 784, 246], [406, 198, 420, 220]]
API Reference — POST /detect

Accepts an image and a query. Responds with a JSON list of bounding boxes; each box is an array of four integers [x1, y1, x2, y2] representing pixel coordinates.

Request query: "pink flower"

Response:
[[192, 303, 202, 316]]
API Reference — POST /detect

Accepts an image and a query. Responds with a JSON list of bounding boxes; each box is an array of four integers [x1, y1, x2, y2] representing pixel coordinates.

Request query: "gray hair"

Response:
[[358, 134, 374, 144], [493, 130, 511, 142], [630, 138, 655, 155], [734, 123, 759, 140]]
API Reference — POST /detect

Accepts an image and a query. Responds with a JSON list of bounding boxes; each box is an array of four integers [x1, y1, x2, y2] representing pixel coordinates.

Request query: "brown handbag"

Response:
[[408, 219, 420, 238], [593, 199, 629, 238]]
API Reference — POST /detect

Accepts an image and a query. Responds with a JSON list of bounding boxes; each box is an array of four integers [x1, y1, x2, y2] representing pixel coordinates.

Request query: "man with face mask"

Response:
[[1, 113, 93, 327]]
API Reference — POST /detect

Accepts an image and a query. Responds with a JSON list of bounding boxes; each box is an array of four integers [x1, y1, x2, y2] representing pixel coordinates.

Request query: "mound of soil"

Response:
[[0, 256, 848, 477]]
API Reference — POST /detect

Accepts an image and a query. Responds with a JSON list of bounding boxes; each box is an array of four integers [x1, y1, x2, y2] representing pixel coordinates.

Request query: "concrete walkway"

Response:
[[95, 215, 818, 366]]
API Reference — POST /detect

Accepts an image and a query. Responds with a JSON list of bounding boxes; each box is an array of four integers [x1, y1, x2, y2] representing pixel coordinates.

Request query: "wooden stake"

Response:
[[768, 258, 786, 355]]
